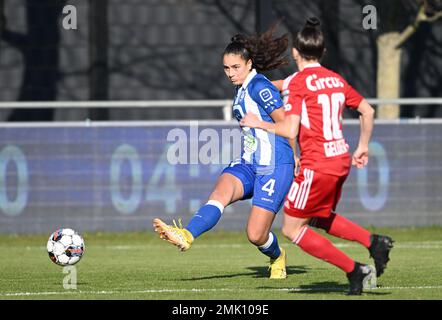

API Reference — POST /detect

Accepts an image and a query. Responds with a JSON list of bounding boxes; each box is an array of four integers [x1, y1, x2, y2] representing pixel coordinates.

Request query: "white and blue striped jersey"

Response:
[[231, 69, 294, 171]]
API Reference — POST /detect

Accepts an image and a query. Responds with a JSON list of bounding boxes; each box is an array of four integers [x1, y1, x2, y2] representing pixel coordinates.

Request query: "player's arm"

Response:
[[240, 112, 300, 139], [271, 79, 284, 91], [267, 106, 296, 138], [288, 138, 300, 176], [273, 74, 297, 93], [352, 99, 375, 169], [268, 106, 285, 123], [240, 77, 302, 139], [267, 109, 302, 172], [241, 78, 301, 139]]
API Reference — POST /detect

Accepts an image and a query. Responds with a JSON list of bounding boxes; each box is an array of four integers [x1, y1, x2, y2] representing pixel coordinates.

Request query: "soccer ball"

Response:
[[47, 228, 85, 266]]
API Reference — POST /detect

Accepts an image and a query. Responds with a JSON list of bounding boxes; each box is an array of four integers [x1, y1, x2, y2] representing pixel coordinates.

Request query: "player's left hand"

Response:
[[240, 113, 261, 129], [352, 146, 369, 169]]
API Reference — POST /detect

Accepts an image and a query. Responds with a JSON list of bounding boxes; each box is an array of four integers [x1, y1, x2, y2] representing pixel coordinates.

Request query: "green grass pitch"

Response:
[[1, 226, 442, 300]]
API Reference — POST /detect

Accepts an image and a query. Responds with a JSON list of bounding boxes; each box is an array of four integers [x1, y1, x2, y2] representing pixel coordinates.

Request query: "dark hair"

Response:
[[223, 24, 289, 72], [293, 17, 325, 61]]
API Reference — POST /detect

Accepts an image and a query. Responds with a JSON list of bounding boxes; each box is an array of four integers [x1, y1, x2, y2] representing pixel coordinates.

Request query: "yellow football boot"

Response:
[[269, 247, 287, 279], [153, 218, 194, 251]]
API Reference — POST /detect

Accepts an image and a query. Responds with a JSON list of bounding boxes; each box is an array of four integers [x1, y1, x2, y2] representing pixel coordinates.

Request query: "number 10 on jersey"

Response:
[[318, 93, 345, 141]]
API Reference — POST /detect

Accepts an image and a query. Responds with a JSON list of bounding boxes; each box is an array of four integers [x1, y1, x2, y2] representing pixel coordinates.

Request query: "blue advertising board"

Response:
[[0, 120, 441, 233]]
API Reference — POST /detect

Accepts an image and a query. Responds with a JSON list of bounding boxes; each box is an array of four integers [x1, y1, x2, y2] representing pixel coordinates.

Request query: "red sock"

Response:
[[294, 226, 355, 273], [312, 212, 371, 248]]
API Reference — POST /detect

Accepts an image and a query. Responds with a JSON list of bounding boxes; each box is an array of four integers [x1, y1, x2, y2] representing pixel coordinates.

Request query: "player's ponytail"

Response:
[[223, 24, 289, 72], [293, 17, 325, 61]]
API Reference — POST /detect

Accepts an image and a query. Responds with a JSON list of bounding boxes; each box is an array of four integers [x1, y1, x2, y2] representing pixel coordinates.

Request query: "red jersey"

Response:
[[285, 64, 363, 176]]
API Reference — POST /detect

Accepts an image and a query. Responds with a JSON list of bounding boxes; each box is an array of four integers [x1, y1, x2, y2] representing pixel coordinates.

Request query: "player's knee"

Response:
[[208, 190, 231, 207], [246, 230, 267, 246], [281, 224, 294, 240], [282, 224, 302, 242]]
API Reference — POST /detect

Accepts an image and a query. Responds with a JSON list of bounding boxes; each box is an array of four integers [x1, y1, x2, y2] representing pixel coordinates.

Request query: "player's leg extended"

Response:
[[312, 213, 394, 276], [246, 206, 286, 279], [310, 212, 372, 248], [309, 176, 372, 247], [185, 172, 244, 238], [283, 169, 375, 295], [282, 214, 356, 273], [309, 176, 394, 276], [282, 214, 375, 295], [153, 172, 244, 251]]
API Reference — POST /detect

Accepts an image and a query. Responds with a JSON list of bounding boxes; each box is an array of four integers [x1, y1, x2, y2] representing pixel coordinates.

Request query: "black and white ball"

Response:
[[47, 228, 85, 266]]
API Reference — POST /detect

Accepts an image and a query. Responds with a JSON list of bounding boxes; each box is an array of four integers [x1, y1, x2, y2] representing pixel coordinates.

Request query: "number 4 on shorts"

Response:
[[262, 179, 276, 196]]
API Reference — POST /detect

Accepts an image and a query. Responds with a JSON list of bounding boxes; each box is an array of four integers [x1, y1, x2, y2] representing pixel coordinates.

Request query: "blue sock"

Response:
[[186, 200, 224, 238], [258, 231, 281, 259]]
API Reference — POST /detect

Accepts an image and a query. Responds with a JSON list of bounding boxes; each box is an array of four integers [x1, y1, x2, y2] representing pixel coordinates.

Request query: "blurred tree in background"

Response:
[[373, 0, 442, 118], [0, 0, 441, 121]]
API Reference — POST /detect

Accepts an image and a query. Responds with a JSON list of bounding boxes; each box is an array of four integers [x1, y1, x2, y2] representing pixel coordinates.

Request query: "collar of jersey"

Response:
[[240, 69, 258, 90], [303, 63, 321, 69]]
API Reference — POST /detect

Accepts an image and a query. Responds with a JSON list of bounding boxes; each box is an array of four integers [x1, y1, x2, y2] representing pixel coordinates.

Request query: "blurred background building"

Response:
[[0, 0, 441, 121]]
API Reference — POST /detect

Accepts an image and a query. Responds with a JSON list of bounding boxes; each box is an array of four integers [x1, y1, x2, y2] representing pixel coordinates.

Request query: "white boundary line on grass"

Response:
[[2, 285, 442, 297], [11, 241, 442, 251], [110, 241, 442, 249]]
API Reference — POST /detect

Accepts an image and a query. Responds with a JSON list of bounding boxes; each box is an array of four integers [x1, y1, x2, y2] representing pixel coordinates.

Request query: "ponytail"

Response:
[[293, 17, 325, 61], [224, 24, 289, 72]]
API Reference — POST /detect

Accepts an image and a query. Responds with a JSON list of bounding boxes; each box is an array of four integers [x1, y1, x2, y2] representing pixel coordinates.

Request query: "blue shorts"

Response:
[[222, 161, 294, 214]]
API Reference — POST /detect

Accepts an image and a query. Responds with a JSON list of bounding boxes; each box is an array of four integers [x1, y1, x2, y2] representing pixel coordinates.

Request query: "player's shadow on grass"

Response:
[[247, 265, 308, 278], [259, 281, 390, 296], [182, 265, 308, 281]]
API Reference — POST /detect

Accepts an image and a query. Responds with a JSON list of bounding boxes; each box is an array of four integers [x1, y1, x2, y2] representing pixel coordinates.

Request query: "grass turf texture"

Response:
[[1, 226, 442, 300]]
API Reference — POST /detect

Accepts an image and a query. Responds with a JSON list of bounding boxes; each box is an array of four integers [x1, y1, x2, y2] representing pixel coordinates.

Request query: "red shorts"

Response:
[[284, 168, 348, 219]]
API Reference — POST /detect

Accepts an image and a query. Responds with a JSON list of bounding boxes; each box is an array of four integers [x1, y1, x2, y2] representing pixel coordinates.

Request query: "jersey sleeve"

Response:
[[250, 79, 284, 115], [285, 75, 304, 116], [281, 73, 297, 105], [344, 82, 364, 109]]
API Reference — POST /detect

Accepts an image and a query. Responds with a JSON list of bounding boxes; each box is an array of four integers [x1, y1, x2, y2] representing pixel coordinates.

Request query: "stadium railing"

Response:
[[0, 98, 441, 121]]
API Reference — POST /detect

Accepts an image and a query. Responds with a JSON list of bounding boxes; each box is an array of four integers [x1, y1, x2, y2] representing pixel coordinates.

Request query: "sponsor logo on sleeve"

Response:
[[259, 88, 273, 102]]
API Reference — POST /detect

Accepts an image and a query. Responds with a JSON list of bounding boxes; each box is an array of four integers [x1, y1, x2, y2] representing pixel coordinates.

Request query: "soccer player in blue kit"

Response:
[[153, 27, 295, 279]]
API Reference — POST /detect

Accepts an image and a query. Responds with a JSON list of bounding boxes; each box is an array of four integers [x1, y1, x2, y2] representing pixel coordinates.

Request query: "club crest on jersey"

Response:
[[259, 88, 273, 102]]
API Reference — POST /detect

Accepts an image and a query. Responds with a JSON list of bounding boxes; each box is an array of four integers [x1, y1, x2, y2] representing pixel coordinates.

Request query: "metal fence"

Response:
[[0, 98, 441, 121]]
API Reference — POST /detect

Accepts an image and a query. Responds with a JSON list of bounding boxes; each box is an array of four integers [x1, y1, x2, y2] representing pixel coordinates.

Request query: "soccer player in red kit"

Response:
[[241, 17, 394, 295]]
